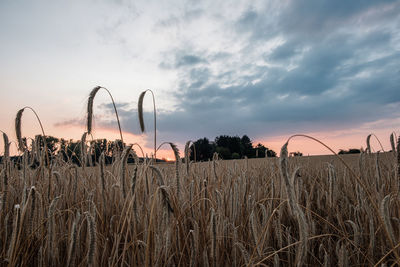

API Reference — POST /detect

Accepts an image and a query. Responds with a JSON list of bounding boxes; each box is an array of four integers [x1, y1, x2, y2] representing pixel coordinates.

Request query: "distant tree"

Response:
[[338, 148, 361, 155], [241, 135, 255, 158], [290, 151, 303, 157], [255, 143, 266, 157], [231, 152, 240, 159], [266, 148, 277, 157], [216, 146, 231, 159], [192, 135, 276, 160], [64, 139, 82, 165], [92, 138, 110, 161], [29, 135, 60, 166], [33, 135, 60, 155], [215, 135, 242, 157], [190, 138, 215, 161], [255, 143, 276, 158]]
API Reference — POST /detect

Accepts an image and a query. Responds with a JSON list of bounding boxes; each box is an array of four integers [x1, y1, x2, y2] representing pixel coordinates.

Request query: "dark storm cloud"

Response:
[[176, 55, 207, 67], [117, 0, 400, 144], [278, 0, 399, 36]]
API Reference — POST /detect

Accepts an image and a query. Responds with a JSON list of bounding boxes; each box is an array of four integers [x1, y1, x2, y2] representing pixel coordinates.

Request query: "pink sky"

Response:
[[1, 112, 398, 160]]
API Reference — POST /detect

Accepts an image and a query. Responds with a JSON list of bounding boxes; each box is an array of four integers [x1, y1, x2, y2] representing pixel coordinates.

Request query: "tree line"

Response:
[[189, 135, 277, 161], [2, 135, 128, 167], [1, 134, 278, 166]]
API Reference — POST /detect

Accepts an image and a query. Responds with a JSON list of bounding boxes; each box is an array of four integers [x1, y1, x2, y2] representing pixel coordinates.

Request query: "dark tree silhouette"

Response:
[[338, 148, 361, 154], [255, 143, 276, 158], [241, 135, 255, 157], [190, 135, 276, 161], [190, 138, 215, 161]]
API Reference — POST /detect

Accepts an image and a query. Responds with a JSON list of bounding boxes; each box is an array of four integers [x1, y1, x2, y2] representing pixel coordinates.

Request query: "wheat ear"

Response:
[[2, 131, 10, 161], [149, 165, 174, 214], [390, 132, 396, 153], [185, 140, 196, 173], [15, 109, 25, 151], [366, 134, 372, 154], [28, 186, 36, 234], [87, 86, 101, 134], [380, 195, 395, 244], [80, 132, 87, 168], [85, 211, 97, 267], [67, 212, 81, 267]]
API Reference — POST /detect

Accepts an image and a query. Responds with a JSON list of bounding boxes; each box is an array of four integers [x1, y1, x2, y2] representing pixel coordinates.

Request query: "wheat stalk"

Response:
[[184, 140, 196, 174], [99, 152, 107, 213], [120, 145, 133, 198], [85, 211, 97, 267], [1, 131, 10, 162], [380, 195, 395, 244], [390, 133, 396, 153], [67, 212, 81, 267], [7, 204, 21, 264], [210, 208, 217, 267], [87, 86, 101, 134], [156, 142, 181, 198], [86, 86, 124, 144], [15, 109, 25, 152], [328, 163, 336, 208], [80, 132, 87, 168], [149, 165, 174, 214], [138, 89, 157, 159], [366, 133, 385, 154], [15, 106, 53, 198], [28, 186, 36, 235], [48, 196, 60, 267], [2, 155, 8, 212], [366, 134, 372, 154], [280, 142, 308, 267], [274, 253, 280, 267]]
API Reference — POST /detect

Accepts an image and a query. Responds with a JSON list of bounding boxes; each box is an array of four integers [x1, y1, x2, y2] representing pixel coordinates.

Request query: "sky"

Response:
[[0, 0, 400, 159]]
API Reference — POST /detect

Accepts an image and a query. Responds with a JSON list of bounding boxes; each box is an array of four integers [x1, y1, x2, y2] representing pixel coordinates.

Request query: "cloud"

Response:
[[54, 118, 85, 128], [10, 0, 398, 151], [159, 52, 208, 69], [147, 0, 400, 143], [50, 0, 400, 147]]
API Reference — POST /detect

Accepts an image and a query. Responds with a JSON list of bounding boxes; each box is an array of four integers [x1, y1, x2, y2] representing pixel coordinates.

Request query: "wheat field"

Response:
[[0, 142, 399, 266], [1, 89, 399, 266]]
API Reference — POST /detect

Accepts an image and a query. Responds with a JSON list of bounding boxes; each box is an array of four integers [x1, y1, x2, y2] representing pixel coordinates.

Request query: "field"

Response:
[[0, 146, 399, 266]]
